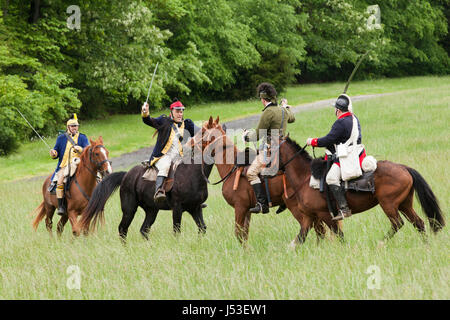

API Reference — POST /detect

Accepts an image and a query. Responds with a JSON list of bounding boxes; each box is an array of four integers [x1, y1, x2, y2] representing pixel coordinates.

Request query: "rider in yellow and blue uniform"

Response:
[[49, 114, 89, 215]]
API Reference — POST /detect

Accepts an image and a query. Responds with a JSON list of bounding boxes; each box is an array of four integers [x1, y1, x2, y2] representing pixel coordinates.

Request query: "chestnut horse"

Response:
[[32, 137, 112, 236], [192, 117, 339, 245], [279, 137, 445, 245]]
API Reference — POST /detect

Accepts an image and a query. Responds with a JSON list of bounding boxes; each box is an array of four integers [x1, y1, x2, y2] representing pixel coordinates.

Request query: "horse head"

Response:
[[85, 136, 112, 178], [191, 116, 224, 151]]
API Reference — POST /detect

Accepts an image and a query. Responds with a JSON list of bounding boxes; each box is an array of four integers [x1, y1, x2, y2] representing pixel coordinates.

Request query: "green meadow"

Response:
[[0, 76, 448, 299]]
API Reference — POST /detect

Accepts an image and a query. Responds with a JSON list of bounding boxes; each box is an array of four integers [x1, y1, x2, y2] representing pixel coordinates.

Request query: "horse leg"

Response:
[[290, 214, 313, 248], [45, 203, 55, 235], [189, 205, 207, 235], [172, 206, 183, 235], [234, 206, 251, 245], [140, 208, 159, 240], [56, 215, 69, 237], [329, 219, 345, 243], [399, 189, 426, 234], [118, 200, 138, 244], [379, 201, 404, 241], [314, 219, 327, 244]]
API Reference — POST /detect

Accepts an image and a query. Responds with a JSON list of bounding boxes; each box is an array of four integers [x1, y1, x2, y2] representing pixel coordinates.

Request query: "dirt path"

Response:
[[110, 93, 392, 170]]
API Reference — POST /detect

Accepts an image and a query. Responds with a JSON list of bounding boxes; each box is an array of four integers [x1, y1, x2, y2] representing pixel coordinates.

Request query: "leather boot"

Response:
[[249, 183, 269, 214], [329, 185, 352, 220], [154, 176, 166, 203], [57, 198, 66, 216]]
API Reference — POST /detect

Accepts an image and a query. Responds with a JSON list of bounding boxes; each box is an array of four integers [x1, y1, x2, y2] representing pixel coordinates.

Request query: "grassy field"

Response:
[[0, 75, 448, 182], [0, 77, 448, 299]]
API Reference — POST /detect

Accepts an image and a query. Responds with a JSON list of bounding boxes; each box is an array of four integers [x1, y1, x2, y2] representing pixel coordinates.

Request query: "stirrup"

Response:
[[332, 208, 352, 221], [154, 189, 166, 203], [249, 202, 269, 214]]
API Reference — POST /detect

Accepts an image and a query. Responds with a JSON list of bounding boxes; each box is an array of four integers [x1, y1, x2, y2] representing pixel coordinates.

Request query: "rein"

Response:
[[279, 143, 308, 171]]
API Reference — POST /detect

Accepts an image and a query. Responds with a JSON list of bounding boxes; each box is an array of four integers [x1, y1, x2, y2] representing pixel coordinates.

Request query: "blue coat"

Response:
[[51, 133, 89, 180], [142, 115, 198, 163], [316, 112, 362, 154]]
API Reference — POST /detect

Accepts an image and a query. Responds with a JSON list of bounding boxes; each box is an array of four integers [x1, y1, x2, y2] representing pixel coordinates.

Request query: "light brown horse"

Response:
[[279, 136, 445, 246], [32, 137, 112, 236], [191, 117, 339, 245]]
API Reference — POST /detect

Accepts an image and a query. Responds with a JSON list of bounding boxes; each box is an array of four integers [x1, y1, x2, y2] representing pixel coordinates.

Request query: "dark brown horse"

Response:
[[279, 136, 445, 246], [32, 137, 112, 236], [192, 117, 338, 245]]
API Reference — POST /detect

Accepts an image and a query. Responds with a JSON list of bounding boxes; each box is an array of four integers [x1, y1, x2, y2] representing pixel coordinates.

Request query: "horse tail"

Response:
[[32, 202, 46, 231], [406, 167, 445, 233], [77, 171, 127, 234]]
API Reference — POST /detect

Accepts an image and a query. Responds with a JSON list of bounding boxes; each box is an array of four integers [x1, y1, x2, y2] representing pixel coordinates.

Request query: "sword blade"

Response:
[[343, 51, 370, 94], [145, 62, 159, 104], [14, 107, 52, 150]]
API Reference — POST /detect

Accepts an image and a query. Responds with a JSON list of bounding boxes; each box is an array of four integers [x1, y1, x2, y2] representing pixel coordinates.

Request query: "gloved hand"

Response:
[[74, 146, 83, 154], [141, 102, 149, 116], [50, 149, 58, 158], [306, 138, 313, 146], [242, 129, 250, 142]]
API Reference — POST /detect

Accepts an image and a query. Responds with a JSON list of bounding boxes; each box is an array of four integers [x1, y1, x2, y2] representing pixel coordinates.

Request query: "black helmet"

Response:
[[334, 94, 352, 112]]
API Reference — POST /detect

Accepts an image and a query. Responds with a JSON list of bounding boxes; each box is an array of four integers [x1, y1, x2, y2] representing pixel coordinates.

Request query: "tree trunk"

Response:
[[3, 0, 9, 18], [29, 0, 40, 23]]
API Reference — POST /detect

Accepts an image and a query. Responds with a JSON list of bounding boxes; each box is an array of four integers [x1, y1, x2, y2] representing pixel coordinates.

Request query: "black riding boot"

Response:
[[329, 185, 352, 220], [154, 176, 166, 203], [57, 198, 66, 216], [249, 183, 269, 214]]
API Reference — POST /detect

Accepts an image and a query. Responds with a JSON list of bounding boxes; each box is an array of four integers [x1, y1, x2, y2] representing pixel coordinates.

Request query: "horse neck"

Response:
[[213, 135, 237, 179], [282, 144, 311, 186], [75, 147, 98, 194]]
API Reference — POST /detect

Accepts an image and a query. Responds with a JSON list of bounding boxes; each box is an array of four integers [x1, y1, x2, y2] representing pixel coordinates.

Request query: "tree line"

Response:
[[0, 0, 448, 155]]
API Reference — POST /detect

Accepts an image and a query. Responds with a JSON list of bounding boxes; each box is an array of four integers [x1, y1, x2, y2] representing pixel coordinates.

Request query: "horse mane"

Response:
[[284, 136, 313, 162], [79, 143, 92, 164]]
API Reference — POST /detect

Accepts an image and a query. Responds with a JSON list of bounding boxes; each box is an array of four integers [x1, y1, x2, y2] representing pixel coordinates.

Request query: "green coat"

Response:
[[246, 102, 295, 142]]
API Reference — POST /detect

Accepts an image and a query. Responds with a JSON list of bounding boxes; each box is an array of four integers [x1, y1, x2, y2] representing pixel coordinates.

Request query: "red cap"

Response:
[[170, 100, 185, 110]]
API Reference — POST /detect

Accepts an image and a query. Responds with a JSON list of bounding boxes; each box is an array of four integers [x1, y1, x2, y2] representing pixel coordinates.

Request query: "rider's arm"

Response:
[[50, 135, 64, 159], [316, 121, 345, 148]]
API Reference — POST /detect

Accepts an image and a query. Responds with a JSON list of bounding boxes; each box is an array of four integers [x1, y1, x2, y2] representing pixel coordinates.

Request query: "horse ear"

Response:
[[89, 138, 94, 145], [215, 116, 220, 124], [208, 116, 213, 127], [98, 136, 103, 144]]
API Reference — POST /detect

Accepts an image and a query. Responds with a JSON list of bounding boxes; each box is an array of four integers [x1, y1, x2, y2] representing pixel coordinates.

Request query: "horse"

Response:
[[279, 136, 445, 246], [32, 137, 112, 236], [191, 116, 338, 245], [76, 155, 213, 242]]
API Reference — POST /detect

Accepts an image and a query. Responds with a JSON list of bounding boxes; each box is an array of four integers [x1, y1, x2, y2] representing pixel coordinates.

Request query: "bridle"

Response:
[[85, 144, 112, 178], [191, 127, 236, 185]]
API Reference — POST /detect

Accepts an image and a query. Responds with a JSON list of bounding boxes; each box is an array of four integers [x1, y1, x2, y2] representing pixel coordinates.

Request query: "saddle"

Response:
[[311, 157, 375, 193], [141, 160, 181, 193], [311, 157, 376, 216]]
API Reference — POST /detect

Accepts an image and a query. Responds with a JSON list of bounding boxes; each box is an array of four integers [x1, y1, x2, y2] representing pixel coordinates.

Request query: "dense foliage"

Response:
[[0, 0, 448, 155]]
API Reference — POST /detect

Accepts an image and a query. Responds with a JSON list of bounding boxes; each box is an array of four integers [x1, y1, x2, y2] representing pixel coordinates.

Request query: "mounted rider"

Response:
[[243, 82, 295, 214], [49, 114, 89, 215], [141, 98, 198, 203], [306, 94, 367, 221]]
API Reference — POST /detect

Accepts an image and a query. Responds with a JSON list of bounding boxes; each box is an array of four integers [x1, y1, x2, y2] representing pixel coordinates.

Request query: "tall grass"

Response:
[[0, 79, 448, 299]]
